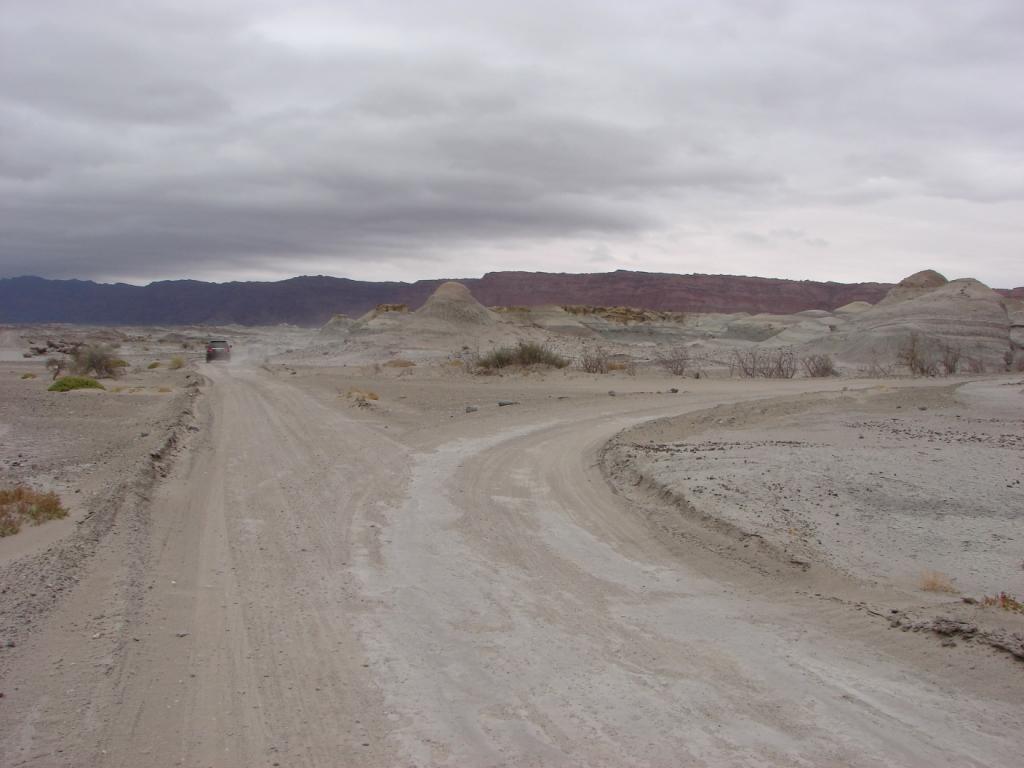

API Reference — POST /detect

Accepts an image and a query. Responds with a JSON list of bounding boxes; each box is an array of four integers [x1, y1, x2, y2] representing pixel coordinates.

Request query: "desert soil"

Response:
[[1, 338, 1022, 767]]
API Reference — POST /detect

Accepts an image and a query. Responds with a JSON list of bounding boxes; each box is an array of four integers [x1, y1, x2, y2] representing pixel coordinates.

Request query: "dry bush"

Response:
[[476, 342, 568, 371], [801, 354, 836, 378], [657, 348, 691, 376], [1001, 350, 1024, 372], [147, 361, 160, 369], [688, 351, 709, 379], [919, 570, 958, 593], [966, 357, 986, 374], [981, 592, 1024, 614], [71, 345, 124, 379], [346, 388, 379, 400], [607, 359, 637, 376], [579, 347, 610, 374], [898, 333, 939, 377], [772, 353, 797, 380], [168, 356, 185, 370], [859, 356, 896, 377], [732, 348, 797, 379], [21, 372, 36, 380], [939, 343, 961, 376], [45, 356, 68, 381], [383, 359, 416, 368], [345, 389, 379, 407], [0, 486, 68, 537], [731, 350, 759, 378]]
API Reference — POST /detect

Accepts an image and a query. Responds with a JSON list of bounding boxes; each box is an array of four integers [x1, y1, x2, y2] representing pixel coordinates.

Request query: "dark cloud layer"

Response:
[[1, 1, 1022, 286]]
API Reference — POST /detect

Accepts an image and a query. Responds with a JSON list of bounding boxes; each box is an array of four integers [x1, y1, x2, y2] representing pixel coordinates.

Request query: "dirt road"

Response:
[[1, 365, 1020, 766]]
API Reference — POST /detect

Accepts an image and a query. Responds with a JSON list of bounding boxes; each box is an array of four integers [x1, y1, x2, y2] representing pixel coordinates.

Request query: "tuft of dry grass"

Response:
[[475, 342, 568, 371], [21, 372, 37, 379], [383, 359, 416, 368], [981, 592, 1024, 613], [346, 388, 379, 401], [0, 486, 68, 537], [147, 361, 160, 369], [607, 360, 637, 375], [158, 386, 172, 393], [168, 356, 185, 370], [920, 570, 958, 593]]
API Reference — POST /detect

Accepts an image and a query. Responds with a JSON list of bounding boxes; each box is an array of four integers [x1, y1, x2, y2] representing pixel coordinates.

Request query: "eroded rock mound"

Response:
[[834, 301, 873, 315], [839, 275, 1013, 366], [318, 313, 354, 337], [877, 269, 948, 306], [414, 282, 496, 326]]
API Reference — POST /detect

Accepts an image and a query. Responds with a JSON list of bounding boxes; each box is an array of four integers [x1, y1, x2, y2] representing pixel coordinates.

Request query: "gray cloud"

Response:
[[1, 0, 1022, 286]]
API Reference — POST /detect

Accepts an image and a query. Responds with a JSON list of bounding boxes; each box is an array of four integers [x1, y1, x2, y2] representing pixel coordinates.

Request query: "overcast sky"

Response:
[[1, 1, 1022, 287]]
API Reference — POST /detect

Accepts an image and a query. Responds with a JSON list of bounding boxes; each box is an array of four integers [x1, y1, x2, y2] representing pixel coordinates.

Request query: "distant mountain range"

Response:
[[0, 270, 1017, 327]]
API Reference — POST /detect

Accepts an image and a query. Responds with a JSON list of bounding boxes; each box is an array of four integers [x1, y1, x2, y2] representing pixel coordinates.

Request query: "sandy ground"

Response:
[[607, 381, 1024, 598], [0, 328, 1022, 767]]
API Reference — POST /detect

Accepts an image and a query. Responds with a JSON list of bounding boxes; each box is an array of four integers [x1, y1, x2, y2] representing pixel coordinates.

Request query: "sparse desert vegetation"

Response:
[[981, 593, 1024, 614], [731, 347, 797, 379], [345, 388, 380, 407], [898, 333, 941, 377], [1, 270, 1022, 765], [48, 375, 105, 392], [475, 341, 569, 371], [0, 485, 68, 537], [801, 354, 837, 378], [578, 347, 610, 374], [657, 348, 692, 376], [45, 356, 67, 380], [939, 342, 962, 376], [920, 570, 958, 593], [168, 355, 185, 370], [70, 344, 125, 379]]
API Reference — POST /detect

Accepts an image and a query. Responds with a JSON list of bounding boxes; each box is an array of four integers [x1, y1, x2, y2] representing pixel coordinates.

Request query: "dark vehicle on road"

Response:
[[206, 340, 232, 362]]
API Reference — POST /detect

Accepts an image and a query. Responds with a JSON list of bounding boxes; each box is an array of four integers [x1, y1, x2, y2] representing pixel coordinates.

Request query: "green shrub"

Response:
[[48, 376, 105, 392], [476, 342, 568, 370]]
